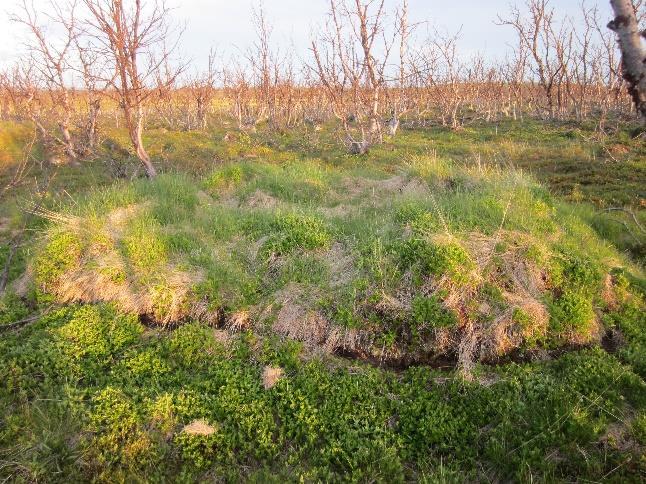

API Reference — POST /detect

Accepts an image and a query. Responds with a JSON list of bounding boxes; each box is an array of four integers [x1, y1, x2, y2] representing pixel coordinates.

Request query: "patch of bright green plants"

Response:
[[411, 294, 457, 329], [397, 237, 474, 283], [260, 212, 332, 257], [0, 303, 644, 482]]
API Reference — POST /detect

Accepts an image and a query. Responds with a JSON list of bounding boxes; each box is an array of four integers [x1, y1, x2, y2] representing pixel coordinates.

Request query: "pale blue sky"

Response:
[[0, 0, 617, 71]]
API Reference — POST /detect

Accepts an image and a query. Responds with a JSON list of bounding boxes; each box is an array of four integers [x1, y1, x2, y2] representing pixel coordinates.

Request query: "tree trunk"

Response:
[[125, 103, 156, 178], [608, 0, 646, 119], [60, 123, 78, 163], [86, 99, 101, 150], [134, 112, 156, 177]]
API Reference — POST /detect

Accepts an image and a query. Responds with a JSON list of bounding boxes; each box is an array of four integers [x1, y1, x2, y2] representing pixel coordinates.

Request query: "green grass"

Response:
[[0, 117, 645, 482]]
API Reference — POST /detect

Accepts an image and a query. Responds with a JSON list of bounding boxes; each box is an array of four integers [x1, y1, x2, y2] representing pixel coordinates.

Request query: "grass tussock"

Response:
[[30, 155, 643, 368]]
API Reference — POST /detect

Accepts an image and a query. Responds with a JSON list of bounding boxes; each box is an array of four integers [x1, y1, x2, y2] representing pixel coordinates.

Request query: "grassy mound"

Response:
[[31, 155, 643, 369]]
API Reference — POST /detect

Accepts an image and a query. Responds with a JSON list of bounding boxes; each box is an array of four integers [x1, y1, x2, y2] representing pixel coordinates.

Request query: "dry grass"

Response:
[[269, 283, 369, 354], [245, 189, 278, 209], [182, 420, 217, 436], [40, 205, 207, 325], [262, 366, 284, 389]]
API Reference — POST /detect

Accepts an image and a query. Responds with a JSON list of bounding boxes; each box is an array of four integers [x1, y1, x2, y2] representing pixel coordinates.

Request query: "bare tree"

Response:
[[608, 0, 646, 119], [74, 36, 111, 152], [188, 48, 218, 130], [498, 0, 567, 118], [12, 0, 80, 163], [81, 0, 183, 177], [311, 0, 397, 153]]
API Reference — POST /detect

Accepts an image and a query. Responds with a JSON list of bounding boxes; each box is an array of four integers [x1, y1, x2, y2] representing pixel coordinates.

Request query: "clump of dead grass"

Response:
[[245, 189, 278, 209], [35, 204, 207, 325], [262, 366, 284, 389], [182, 420, 216, 436]]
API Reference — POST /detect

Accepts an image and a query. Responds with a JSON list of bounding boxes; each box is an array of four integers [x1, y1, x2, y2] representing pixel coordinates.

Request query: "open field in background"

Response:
[[0, 117, 645, 482]]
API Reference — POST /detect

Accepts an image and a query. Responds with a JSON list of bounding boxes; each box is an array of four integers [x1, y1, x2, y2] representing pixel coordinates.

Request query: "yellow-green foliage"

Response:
[[0, 303, 644, 481], [35, 232, 83, 288], [1, 116, 645, 483], [121, 217, 169, 271], [0, 121, 36, 168], [55, 304, 143, 362], [262, 212, 331, 256]]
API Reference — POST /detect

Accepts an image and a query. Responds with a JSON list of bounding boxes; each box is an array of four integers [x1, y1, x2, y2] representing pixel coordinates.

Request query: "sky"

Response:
[[0, 0, 618, 72]]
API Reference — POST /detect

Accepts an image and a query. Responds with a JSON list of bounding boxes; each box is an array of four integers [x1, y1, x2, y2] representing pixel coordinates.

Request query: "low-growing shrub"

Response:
[[55, 305, 143, 369], [89, 387, 162, 470], [35, 231, 82, 288], [166, 322, 221, 367], [204, 165, 245, 192], [548, 291, 596, 340], [411, 294, 457, 329], [398, 238, 474, 283], [262, 213, 331, 256], [0, 293, 29, 325], [551, 253, 602, 294]]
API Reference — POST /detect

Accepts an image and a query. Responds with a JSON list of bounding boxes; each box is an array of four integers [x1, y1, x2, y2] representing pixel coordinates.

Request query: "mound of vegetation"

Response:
[[27, 154, 643, 371]]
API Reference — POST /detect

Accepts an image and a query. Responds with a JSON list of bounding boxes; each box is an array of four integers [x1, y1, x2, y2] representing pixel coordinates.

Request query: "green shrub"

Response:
[[398, 238, 474, 283], [35, 231, 82, 287], [331, 304, 362, 329], [204, 165, 245, 192], [603, 297, 646, 377], [0, 293, 29, 325], [56, 304, 143, 365], [411, 295, 456, 329], [553, 254, 602, 294], [262, 213, 331, 256], [632, 413, 646, 446], [99, 266, 127, 284], [258, 336, 303, 371], [175, 430, 221, 468], [167, 322, 220, 367], [120, 348, 170, 382], [548, 291, 595, 339], [89, 387, 162, 469]]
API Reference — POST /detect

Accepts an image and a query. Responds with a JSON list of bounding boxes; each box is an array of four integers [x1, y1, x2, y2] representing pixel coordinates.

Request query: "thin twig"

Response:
[[0, 308, 51, 333], [603, 207, 645, 234]]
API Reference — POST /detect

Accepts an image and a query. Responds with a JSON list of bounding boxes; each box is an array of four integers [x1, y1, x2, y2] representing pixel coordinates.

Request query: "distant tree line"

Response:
[[0, 0, 644, 175]]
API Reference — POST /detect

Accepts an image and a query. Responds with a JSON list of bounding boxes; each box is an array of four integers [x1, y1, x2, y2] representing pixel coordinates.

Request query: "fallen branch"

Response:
[[603, 207, 646, 234], [0, 308, 51, 333]]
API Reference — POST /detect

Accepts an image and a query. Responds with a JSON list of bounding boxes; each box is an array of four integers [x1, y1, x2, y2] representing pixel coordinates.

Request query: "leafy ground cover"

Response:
[[0, 303, 644, 482], [0, 119, 645, 481]]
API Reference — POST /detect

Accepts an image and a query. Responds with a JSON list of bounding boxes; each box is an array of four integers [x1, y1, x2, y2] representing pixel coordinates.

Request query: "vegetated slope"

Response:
[[1, 129, 645, 482], [30, 154, 644, 371]]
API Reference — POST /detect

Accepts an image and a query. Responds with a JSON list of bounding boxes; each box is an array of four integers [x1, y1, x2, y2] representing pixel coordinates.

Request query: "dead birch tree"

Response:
[[188, 48, 218, 130], [311, 0, 397, 153], [81, 0, 183, 177], [608, 0, 646, 119], [12, 0, 80, 164], [498, 0, 566, 118]]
